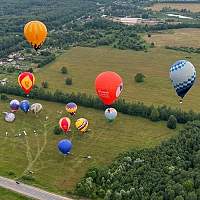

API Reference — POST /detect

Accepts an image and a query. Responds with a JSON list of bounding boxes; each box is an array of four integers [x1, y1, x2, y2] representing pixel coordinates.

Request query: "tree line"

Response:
[[1, 84, 200, 124]]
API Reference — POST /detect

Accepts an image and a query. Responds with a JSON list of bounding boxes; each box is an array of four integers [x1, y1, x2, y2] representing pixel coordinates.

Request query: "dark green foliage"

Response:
[[75, 121, 200, 199], [41, 81, 49, 88], [37, 54, 56, 68], [150, 42, 155, 48], [135, 73, 145, 83], [1, 85, 200, 125], [167, 115, 177, 129], [61, 66, 68, 74], [0, 94, 8, 100], [150, 108, 159, 122], [54, 126, 62, 135], [165, 46, 200, 54], [7, 67, 15, 73], [7, 171, 15, 176], [21, 175, 35, 181], [65, 77, 72, 85], [27, 68, 33, 73]]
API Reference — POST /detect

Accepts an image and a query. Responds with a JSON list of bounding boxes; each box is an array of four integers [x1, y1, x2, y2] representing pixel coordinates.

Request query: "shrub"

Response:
[[65, 77, 72, 85], [150, 108, 160, 122], [150, 42, 155, 48], [0, 94, 8, 100], [7, 67, 15, 73], [21, 175, 35, 181], [135, 73, 145, 83], [167, 115, 177, 129], [61, 66, 68, 74], [42, 81, 48, 88], [27, 68, 33, 73], [7, 171, 15, 176], [54, 126, 63, 135]]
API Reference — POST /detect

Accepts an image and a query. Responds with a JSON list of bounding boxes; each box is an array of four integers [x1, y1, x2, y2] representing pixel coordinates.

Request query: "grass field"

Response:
[[0, 187, 31, 200], [32, 46, 200, 112], [0, 97, 177, 194], [144, 28, 200, 48], [148, 3, 200, 12]]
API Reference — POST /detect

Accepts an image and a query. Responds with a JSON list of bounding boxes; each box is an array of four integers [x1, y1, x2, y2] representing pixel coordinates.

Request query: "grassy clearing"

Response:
[[33, 46, 200, 112], [148, 3, 200, 12], [0, 97, 177, 194], [144, 28, 200, 48], [0, 187, 31, 200]]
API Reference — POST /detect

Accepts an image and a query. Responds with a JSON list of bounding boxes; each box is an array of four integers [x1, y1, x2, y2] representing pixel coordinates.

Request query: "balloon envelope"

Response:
[[20, 100, 30, 113], [30, 103, 43, 114], [10, 100, 20, 112], [95, 71, 123, 105], [18, 72, 35, 95], [58, 139, 72, 155], [75, 118, 89, 133], [170, 60, 196, 98], [66, 102, 77, 115], [3, 112, 15, 122], [105, 108, 117, 121], [59, 117, 71, 133], [24, 21, 48, 50]]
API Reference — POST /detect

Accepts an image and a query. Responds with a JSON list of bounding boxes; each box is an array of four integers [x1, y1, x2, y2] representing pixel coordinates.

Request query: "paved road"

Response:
[[0, 176, 73, 200]]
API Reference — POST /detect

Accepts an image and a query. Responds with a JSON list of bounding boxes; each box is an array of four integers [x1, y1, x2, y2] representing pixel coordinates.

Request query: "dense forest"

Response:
[[76, 121, 200, 200], [1, 0, 200, 59]]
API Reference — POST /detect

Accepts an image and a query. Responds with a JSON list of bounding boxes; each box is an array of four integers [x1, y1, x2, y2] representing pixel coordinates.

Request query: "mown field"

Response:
[[0, 97, 177, 194], [148, 3, 200, 12], [33, 45, 200, 112], [0, 187, 31, 200], [144, 28, 200, 48]]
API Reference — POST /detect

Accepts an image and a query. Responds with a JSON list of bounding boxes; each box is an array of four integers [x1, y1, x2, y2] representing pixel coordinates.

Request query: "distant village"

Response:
[[0, 47, 61, 86]]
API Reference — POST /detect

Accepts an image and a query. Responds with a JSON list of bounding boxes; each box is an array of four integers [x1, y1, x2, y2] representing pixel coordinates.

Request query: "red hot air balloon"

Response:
[[18, 72, 35, 95], [95, 71, 123, 105], [59, 117, 71, 133]]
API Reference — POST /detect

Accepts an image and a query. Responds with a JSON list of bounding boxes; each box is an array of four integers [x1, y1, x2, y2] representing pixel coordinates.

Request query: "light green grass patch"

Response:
[[0, 97, 178, 193]]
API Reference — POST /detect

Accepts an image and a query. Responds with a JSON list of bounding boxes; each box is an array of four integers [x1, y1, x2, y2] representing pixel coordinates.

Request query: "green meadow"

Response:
[[0, 187, 31, 200], [33, 46, 200, 111], [0, 97, 177, 194]]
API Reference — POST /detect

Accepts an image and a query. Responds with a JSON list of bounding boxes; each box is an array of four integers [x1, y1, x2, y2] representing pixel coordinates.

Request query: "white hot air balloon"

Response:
[[105, 108, 117, 122], [3, 112, 15, 122], [30, 103, 43, 115], [170, 60, 196, 103]]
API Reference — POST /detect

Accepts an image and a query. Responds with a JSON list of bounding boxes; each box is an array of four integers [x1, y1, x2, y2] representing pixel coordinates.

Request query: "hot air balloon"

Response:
[[3, 112, 15, 122], [24, 21, 48, 50], [95, 71, 123, 105], [18, 72, 35, 95], [20, 100, 30, 113], [105, 108, 117, 122], [170, 60, 196, 103], [10, 100, 20, 112], [30, 103, 43, 115], [66, 102, 77, 116], [58, 139, 72, 155], [75, 118, 89, 133], [59, 117, 71, 133]]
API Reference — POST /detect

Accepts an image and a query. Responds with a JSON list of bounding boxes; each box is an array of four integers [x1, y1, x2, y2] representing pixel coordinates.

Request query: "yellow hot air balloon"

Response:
[[75, 118, 88, 133], [24, 21, 48, 50]]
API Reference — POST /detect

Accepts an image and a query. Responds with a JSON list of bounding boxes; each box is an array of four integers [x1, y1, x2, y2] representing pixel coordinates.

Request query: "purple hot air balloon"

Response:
[[10, 100, 20, 112]]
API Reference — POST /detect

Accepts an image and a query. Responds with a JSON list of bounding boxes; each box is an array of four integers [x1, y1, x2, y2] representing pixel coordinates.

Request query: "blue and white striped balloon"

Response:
[[170, 60, 196, 99]]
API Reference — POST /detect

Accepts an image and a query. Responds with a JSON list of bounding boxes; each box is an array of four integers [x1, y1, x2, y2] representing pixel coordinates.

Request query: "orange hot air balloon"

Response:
[[18, 72, 35, 95], [59, 117, 71, 133], [24, 21, 48, 50], [95, 71, 123, 105]]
